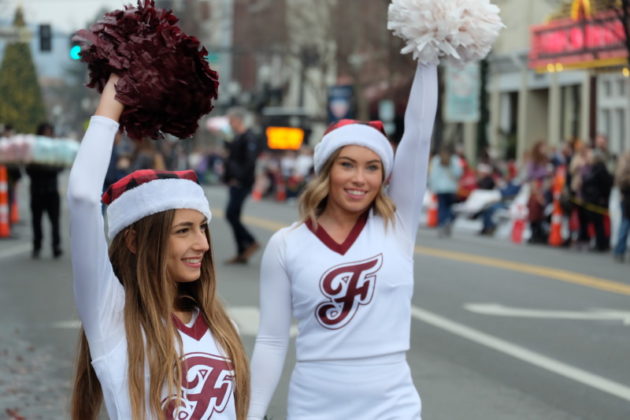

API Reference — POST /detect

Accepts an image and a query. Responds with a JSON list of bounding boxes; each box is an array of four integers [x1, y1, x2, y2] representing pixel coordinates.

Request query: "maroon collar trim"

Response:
[[172, 311, 208, 341], [305, 211, 369, 256]]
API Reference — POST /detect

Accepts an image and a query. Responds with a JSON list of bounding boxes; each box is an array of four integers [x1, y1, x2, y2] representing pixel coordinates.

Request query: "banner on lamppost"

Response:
[[443, 62, 480, 123], [327, 85, 355, 123]]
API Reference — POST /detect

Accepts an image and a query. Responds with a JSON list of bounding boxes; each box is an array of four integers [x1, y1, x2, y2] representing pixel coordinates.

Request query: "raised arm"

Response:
[[67, 75, 125, 357], [247, 232, 293, 420], [388, 64, 438, 238]]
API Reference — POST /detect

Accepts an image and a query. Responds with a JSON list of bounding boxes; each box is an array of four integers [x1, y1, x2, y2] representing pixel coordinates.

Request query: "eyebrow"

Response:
[[338, 156, 382, 164], [172, 218, 208, 228]]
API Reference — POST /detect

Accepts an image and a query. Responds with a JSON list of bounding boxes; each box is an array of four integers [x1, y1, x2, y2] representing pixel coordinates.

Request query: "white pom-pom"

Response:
[[388, 0, 505, 65]]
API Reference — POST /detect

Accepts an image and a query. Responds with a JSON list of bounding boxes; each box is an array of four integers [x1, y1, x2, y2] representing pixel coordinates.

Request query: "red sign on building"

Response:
[[529, 10, 628, 71]]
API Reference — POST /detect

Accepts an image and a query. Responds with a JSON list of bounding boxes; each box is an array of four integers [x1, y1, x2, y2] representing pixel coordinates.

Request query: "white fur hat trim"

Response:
[[313, 124, 394, 177], [106, 178, 211, 240]]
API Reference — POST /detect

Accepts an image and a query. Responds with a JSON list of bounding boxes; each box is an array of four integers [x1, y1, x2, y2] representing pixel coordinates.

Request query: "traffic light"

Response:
[[69, 38, 81, 60], [39, 24, 51, 52]]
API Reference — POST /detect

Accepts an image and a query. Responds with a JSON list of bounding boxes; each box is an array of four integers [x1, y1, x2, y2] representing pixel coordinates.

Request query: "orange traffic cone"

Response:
[[548, 166, 566, 247], [426, 193, 438, 228], [0, 166, 11, 238], [275, 173, 286, 202], [10, 182, 19, 224], [548, 209, 563, 246], [511, 203, 526, 244]]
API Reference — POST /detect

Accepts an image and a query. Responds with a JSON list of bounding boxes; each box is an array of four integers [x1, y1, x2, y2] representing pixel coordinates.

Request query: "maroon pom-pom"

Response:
[[73, 0, 219, 140]]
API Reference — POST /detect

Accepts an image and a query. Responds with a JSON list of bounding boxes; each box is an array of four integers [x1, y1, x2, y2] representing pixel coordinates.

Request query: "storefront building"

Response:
[[488, 0, 629, 161]]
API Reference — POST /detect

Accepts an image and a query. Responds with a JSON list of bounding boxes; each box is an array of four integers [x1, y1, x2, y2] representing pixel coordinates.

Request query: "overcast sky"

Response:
[[3, 0, 129, 33]]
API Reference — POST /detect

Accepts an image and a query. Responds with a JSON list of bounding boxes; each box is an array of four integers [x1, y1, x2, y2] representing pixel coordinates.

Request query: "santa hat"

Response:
[[102, 169, 212, 240], [313, 120, 394, 178]]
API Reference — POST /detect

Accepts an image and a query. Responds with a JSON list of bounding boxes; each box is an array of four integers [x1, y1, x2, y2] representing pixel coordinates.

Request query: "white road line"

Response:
[[52, 320, 81, 329], [465, 302, 630, 325], [411, 305, 630, 402], [0, 243, 31, 259]]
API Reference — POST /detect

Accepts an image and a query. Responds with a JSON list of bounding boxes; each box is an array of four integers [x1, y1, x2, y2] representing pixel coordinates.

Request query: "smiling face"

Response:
[[326, 145, 383, 217], [166, 209, 210, 283]]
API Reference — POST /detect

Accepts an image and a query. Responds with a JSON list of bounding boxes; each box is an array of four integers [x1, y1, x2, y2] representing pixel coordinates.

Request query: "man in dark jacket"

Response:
[[223, 108, 262, 263], [26, 123, 63, 258], [581, 150, 613, 251]]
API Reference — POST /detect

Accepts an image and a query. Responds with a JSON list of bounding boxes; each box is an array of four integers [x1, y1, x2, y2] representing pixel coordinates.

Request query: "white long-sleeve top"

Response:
[[247, 64, 438, 419], [67, 116, 236, 420]]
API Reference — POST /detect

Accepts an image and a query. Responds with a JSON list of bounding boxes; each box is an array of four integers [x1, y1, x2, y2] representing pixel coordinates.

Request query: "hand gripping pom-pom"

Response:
[[73, 0, 219, 140], [388, 0, 505, 65]]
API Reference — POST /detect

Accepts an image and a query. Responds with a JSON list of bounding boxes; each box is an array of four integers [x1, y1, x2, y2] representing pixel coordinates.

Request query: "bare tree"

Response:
[[331, 0, 413, 122], [229, 0, 415, 129]]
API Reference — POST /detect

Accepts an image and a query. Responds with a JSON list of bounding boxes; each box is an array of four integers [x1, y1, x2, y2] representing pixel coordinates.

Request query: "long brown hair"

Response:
[[299, 148, 396, 227], [71, 209, 249, 419]]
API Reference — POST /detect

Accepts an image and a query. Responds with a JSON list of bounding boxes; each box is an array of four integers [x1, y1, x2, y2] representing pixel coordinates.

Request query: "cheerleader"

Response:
[[247, 1, 503, 418], [67, 2, 249, 419]]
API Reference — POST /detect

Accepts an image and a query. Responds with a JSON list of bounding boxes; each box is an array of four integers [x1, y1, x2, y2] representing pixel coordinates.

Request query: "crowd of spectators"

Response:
[[431, 134, 629, 262]]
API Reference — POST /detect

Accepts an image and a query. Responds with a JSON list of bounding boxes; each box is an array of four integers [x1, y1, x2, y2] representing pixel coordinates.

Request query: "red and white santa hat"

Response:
[[102, 169, 212, 240], [313, 119, 394, 177]]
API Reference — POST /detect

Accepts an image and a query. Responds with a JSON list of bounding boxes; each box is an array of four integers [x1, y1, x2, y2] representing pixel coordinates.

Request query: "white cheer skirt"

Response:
[[287, 352, 421, 420]]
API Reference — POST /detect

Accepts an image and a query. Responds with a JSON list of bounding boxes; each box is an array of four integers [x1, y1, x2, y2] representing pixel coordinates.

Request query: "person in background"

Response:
[[479, 162, 520, 236], [581, 150, 613, 252], [594, 133, 616, 173], [223, 107, 262, 264], [613, 152, 630, 262], [476, 163, 496, 191], [25, 123, 63, 258], [429, 144, 462, 237], [568, 142, 591, 248], [526, 140, 551, 182], [527, 179, 549, 244]]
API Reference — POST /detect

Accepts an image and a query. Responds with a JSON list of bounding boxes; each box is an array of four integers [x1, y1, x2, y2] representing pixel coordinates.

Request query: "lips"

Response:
[[345, 188, 367, 200], [181, 256, 203, 268]]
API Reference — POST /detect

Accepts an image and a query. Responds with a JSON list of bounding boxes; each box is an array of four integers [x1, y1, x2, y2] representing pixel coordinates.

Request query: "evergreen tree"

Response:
[[0, 7, 47, 133]]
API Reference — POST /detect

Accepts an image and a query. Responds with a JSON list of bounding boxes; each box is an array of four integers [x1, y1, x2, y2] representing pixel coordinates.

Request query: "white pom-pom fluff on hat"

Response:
[[106, 178, 212, 240], [313, 124, 394, 178]]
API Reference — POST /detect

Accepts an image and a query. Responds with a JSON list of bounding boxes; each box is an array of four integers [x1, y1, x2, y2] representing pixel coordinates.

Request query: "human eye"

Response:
[[200, 223, 208, 232], [367, 163, 381, 172], [340, 160, 353, 168], [174, 227, 189, 234]]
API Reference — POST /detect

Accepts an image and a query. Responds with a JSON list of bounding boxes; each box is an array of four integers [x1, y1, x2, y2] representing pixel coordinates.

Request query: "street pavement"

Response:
[[1, 180, 629, 419]]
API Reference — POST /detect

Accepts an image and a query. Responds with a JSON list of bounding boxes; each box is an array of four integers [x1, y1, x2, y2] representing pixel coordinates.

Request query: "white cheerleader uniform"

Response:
[[67, 116, 237, 420], [248, 64, 438, 420]]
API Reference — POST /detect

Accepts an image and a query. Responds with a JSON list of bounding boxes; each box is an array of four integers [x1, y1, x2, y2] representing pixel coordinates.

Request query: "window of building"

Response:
[[603, 80, 612, 98], [602, 109, 611, 141]]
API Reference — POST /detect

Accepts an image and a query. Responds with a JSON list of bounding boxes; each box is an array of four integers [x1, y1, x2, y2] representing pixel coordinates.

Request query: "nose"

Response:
[[352, 168, 366, 184], [193, 229, 210, 252]]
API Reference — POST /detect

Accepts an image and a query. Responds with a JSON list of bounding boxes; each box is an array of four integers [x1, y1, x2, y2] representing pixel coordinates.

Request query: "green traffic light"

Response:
[[70, 45, 81, 60]]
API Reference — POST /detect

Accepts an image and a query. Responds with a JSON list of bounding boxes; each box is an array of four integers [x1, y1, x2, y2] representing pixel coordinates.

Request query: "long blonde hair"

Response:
[[299, 148, 396, 226], [71, 209, 249, 420]]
